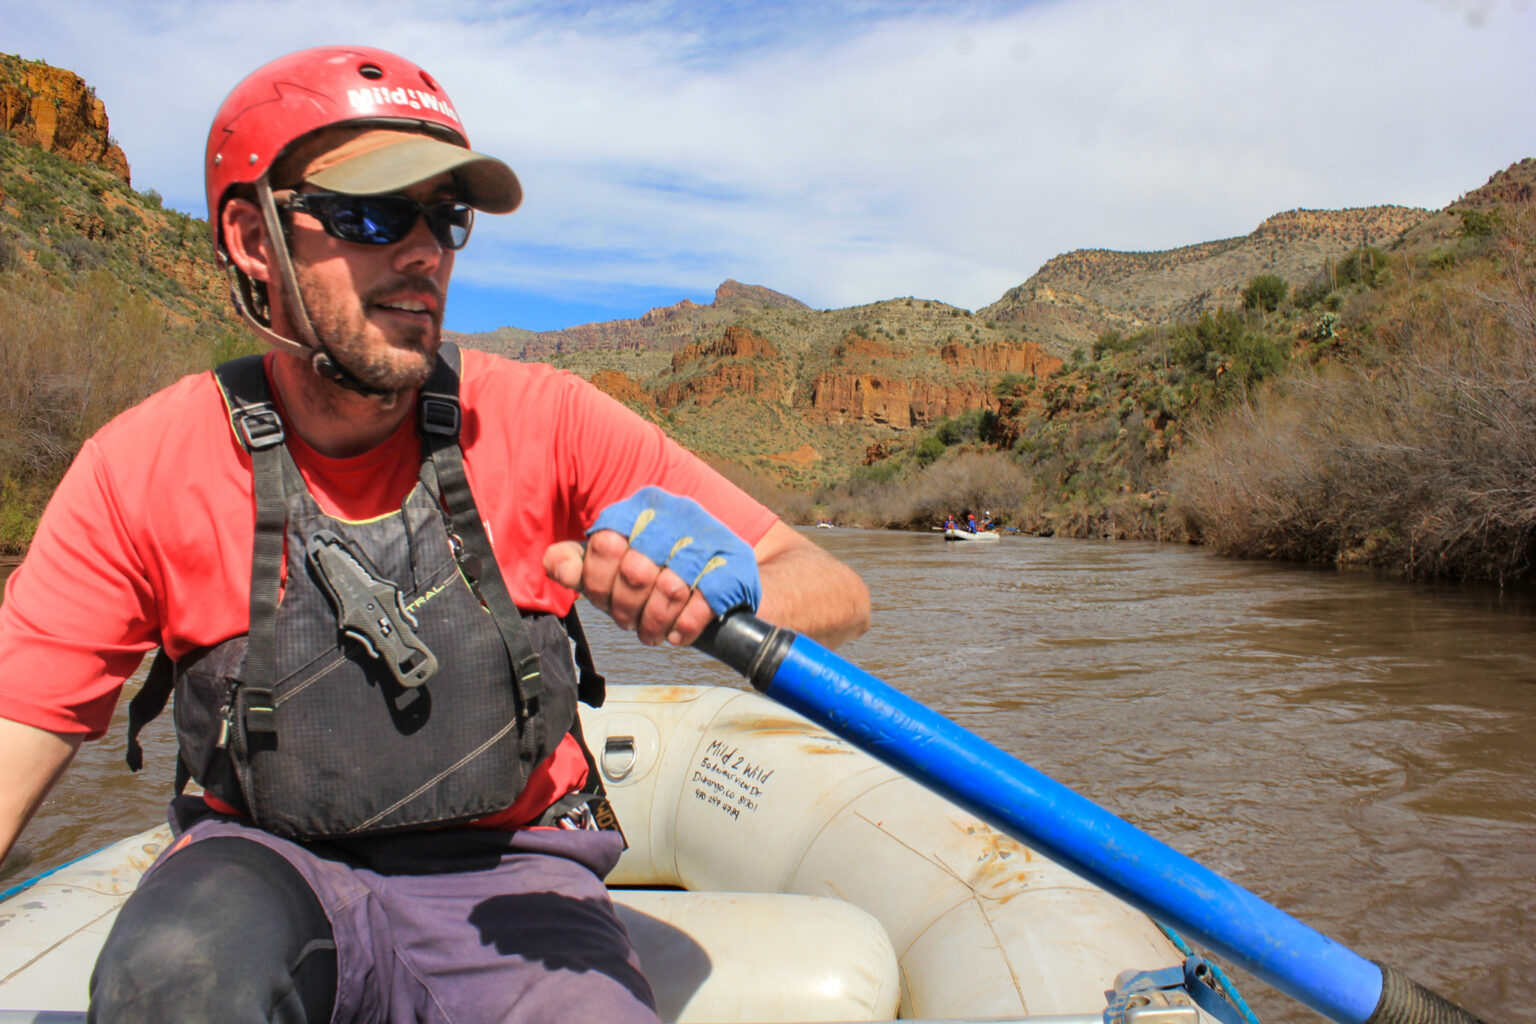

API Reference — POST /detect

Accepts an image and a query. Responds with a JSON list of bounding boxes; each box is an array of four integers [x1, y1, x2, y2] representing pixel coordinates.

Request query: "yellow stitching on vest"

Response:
[[325, 508, 405, 526]]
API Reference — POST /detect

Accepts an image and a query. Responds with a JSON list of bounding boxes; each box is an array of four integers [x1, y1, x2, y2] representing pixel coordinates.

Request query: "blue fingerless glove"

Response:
[[588, 486, 761, 615]]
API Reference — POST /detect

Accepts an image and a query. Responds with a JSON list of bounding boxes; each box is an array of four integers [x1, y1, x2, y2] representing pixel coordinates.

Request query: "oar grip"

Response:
[[1368, 964, 1489, 1024], [692, 609, 794, 691]]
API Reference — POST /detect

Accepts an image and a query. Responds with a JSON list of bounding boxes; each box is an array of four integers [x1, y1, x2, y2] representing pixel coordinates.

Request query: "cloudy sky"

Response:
[[8, 0, 1534, 332]]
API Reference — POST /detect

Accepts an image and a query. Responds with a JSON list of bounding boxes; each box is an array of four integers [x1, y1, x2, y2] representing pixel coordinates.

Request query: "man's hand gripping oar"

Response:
[[542, 486, 762, 647]]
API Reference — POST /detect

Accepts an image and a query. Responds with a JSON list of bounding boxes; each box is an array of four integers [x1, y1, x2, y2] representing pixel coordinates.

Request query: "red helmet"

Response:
[[204, 45, 519, 384], [205, 45, 515, 254]]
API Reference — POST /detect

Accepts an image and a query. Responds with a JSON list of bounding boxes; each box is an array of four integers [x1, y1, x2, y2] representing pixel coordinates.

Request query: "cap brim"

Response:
[[304, 134, 522, 214]]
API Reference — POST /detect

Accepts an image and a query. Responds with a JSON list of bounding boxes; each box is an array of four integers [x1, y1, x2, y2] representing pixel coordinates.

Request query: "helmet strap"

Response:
[[223, 263, 312, 362], [237, 180, 396, 400]]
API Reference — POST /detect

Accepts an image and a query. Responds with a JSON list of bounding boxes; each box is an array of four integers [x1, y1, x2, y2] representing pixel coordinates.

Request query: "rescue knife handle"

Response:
[[306, 532, 438, 688]]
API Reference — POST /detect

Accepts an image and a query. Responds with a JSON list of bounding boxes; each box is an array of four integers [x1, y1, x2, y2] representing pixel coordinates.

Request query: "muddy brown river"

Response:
[[4, 531, 1532, 1023]]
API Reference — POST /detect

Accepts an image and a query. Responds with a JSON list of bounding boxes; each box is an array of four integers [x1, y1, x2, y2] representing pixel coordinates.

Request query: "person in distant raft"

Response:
[[0, 45, 870, 1023]]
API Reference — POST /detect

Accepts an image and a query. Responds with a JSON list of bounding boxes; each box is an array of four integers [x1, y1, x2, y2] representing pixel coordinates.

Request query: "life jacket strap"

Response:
[[125, 649, 174, 773], [418, 345, 545, 717], [561, 607, 606, 710], [216, 355, 286, 694], [124, 650, 198, 797]]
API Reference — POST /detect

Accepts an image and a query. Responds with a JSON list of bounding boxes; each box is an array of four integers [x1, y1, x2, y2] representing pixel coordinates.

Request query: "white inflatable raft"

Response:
[[0, 684, 1237, 1023], [943, 529, 1000, 542]]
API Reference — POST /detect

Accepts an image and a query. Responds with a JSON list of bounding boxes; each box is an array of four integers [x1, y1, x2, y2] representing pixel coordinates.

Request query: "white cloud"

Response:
[[7, 0, 1534, 326]]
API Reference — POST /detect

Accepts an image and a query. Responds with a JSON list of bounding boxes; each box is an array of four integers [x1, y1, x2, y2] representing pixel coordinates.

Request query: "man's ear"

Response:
[[221, 198, 273, 283]]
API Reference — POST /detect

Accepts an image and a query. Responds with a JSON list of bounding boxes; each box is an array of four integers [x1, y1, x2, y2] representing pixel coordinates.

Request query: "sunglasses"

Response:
[[280, 191, 475, 250]]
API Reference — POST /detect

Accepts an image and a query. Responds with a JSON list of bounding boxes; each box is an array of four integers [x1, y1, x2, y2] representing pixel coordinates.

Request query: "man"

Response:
[[0, 45, 869, 1022]]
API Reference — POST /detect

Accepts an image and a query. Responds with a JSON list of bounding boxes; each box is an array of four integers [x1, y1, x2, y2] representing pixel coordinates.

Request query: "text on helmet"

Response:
[[347, 87, 460, 123]]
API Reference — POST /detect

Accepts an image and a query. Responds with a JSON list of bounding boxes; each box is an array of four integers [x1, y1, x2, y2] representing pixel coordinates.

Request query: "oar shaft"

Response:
[[772, 634, 1378, 1022], [694, 613, 1489, 1024]]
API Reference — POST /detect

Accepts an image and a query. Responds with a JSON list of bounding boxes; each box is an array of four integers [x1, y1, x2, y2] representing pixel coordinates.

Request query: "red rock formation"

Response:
[[670, 325, 777, 373], [938, 340, 1060, 376], [863, 442, 895, 464], [1, 57, 130, 183], [835, 334, 895, 360], [807, 374, 997, 429], [590, 369, 658, 413], [655, 363, 762, 408]]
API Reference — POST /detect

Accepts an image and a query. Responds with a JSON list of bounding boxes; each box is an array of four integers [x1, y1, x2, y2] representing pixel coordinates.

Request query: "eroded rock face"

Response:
[[938, 339, 1058, 376], [807, 373, 997, 429], [655, 362, 765, 407], [1, 56, 130, 183], [670, 325, 778, 373], [590, 369, 659, 413]]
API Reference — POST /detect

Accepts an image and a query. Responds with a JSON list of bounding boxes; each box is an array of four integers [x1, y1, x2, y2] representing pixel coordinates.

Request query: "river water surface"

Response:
[[4, 533, 1532, 1024]]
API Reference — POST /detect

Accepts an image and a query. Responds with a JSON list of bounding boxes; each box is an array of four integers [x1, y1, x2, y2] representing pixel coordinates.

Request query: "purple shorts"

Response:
[[145, 813, 659, 1024]]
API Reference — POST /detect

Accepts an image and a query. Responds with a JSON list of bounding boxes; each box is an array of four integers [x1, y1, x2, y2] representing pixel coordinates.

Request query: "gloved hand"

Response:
[[587, 486, 761, 615], [542, 486, 760, 647]]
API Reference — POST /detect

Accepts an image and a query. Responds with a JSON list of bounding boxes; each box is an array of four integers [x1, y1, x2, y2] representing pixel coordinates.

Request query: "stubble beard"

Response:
[[298, 270, 443, 395]]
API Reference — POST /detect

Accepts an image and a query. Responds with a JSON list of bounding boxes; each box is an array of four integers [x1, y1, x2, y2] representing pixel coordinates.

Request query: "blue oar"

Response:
[[694, 611, 1491, 1024]]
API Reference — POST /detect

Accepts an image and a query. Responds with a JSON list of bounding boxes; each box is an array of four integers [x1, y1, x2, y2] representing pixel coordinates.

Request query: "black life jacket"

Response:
[[126, 345, 612, 841]]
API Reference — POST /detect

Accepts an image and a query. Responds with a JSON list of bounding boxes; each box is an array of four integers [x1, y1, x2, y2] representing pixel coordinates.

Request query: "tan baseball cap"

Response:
[[280, 127, 522, 213]]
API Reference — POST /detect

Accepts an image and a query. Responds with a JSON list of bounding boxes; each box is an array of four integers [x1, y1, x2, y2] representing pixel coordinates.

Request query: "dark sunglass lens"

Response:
[[426, 202, 474, 250], [343, 196, 419, 244]]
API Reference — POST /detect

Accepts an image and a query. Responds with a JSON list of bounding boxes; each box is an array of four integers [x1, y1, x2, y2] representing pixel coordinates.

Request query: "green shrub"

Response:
[[1172, 203, 1536, 583], [1336, 247, 1390, 289], [992, 373, 1026, 398], [1093, 329, 1135, 359], [1241, 274, 1288, 312], [1168, 310, 1287, 389], [1458, 209, 1500, 238], [914, 436, 946, 466], [1294, 277, 1331, 309]]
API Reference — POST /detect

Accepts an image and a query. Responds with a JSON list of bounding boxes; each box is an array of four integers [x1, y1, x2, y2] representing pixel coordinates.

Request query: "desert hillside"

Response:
[[455, 201, 1440, 485]]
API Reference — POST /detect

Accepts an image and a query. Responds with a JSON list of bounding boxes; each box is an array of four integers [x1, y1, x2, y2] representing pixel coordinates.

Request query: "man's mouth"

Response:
[[365, 277, 445, 332], [376, 298, 435, 316]]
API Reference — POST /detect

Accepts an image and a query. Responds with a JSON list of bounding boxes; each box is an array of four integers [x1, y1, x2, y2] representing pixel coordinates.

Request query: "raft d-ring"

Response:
[[602, 736, 637, 781]]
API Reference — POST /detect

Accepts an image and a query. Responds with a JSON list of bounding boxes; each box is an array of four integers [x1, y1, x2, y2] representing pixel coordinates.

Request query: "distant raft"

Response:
[[944, 527, 1001, 542]]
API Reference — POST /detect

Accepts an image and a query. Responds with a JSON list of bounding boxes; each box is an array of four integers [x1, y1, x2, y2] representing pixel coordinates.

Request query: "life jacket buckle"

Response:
[[234, 404, 285, 451], [241, 686, 278, 734], [420, 396, 460, 437]]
